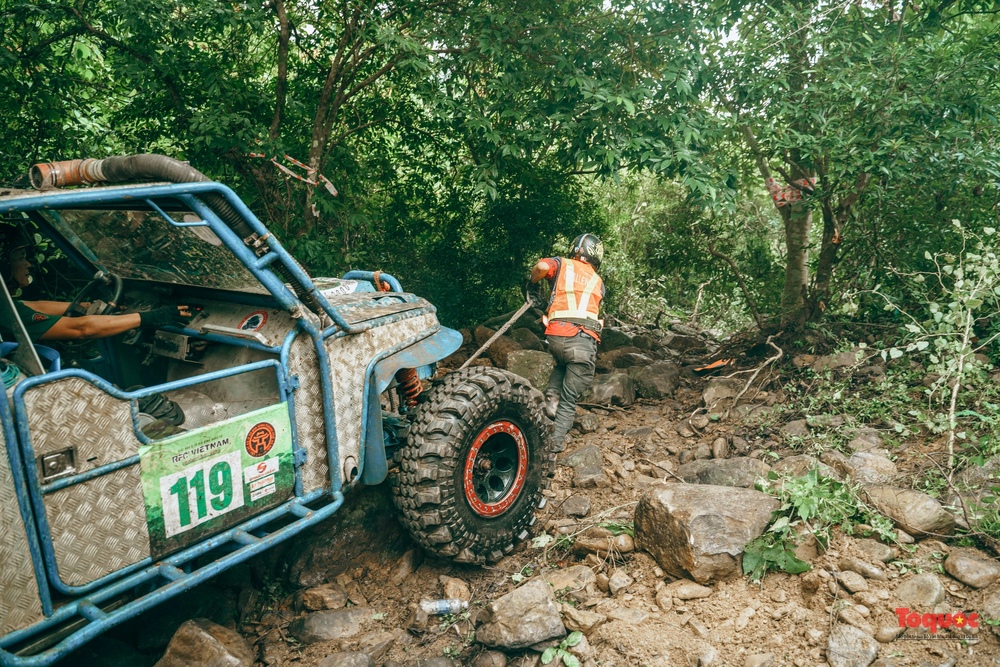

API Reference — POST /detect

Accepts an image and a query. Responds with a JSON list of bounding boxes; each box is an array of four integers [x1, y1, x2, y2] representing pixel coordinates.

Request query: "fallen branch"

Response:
[[725, 336, 783, 419]]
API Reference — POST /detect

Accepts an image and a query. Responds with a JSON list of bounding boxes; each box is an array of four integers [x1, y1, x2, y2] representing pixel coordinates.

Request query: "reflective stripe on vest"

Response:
[[547, 258, 603, 325]]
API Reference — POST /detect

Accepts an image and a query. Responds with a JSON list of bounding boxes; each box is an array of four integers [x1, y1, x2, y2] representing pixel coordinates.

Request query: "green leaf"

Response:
[[561, 653, 581, 667], [889, 348, 904, 359], [565, 631, 584, 647], [541, 648, 557, 664]]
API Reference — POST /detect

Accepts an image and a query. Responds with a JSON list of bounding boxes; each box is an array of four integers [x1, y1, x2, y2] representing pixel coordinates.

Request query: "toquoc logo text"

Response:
[[895, 607, 978, 634]]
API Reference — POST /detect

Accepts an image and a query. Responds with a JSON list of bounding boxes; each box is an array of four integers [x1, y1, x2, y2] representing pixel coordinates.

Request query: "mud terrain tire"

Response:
[[392, 368, 555, 563]]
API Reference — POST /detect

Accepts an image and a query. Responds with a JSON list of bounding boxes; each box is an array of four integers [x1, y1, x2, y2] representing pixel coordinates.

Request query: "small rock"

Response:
[[856, 539, 894, 563], [405, 605, 429, 632], [840, 558, 887, 581], [300, 583, 348, 611], [317, 653, 374, 667], [745, 653, 775, 667], [875, 626, 905, 643], [476, 578, 565, 650], [688, 643, 719, 666], [676, 421, 696, 438], [288, 608, 368, 644], [634, 483, 780, 584], [837, 571, 869, 593], [606, 607, 649, 624], [391, 548, 423, 584], [847, 452, 897, 484], [862, 486, 956, 537], [154, 618, 253, 667], [543, 566, 597, 596], [943, 551, 1000, 589], [655, 587, 673, 612], [896, 573, 946, 608], [440, 575, 471, 601], [572, 533, 634, 558], [811, 348, 864, 372], [574, 413, 600, 434], [561, 445, 603, 469], [676, 457, 771, 488], [771, 455, 838, 480], [691, 414, 711, 430], [694, 443, 712, 459], [595, 573, 610, 593], [780, 420, 809, 439], [562, 495, 592, 518], [608, 571, 633, 595], [574, 466, 612, 489], [668, 580, 713, 600], [846, 429, 883, 453], [560, 604, 606, 634], [838, 607, 874, 636], [826, 624, 878, 667], [711, 438, 729, 459], [702, 378, 742, 407], [470, 651, 508, 667]]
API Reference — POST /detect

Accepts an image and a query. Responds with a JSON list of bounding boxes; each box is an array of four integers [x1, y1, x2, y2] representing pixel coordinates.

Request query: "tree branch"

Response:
[[707, 239, 765, 330]]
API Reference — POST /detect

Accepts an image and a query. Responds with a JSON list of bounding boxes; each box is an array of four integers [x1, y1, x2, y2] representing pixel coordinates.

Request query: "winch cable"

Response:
[[459, 300, 533, 371]]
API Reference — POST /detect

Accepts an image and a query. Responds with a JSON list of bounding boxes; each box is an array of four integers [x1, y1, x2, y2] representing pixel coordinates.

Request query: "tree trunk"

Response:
[[781, 203, 811, 326]]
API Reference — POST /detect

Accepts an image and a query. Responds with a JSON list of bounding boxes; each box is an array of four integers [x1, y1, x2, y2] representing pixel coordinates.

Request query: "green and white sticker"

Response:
[[139, 403, 295, 558]]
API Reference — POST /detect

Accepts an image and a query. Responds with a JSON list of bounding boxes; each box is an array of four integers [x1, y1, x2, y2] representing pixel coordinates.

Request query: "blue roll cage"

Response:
[[0, 182, 460, 665]]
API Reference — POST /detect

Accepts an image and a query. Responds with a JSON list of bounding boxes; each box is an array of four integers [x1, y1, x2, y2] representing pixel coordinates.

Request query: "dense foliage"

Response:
[[1, 0, 998, 328]]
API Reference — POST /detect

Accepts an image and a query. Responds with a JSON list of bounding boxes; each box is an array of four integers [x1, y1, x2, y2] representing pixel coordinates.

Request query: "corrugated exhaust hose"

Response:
[[30, 154, 324, 315]]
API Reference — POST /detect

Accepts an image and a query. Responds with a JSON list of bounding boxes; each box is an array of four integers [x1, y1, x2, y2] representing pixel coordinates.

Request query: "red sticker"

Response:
[[32, 313, 47, 322], [238, 311, 268, 331], [245, 422, 276, 457]]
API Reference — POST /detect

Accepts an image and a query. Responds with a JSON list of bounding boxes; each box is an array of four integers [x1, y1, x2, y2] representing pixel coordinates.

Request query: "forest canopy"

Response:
[[2, 0, 999, 332]]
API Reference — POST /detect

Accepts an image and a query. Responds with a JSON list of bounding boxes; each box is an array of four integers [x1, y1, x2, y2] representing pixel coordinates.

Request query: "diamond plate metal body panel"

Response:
[[0, 421, 44, 635], [325, 313, 438, 467], [22, 378, 150, 587], [289, 337, 330, 494]]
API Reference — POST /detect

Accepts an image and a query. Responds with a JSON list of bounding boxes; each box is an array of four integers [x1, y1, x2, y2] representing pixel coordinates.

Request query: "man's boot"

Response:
[[544, 394, 559, 420]]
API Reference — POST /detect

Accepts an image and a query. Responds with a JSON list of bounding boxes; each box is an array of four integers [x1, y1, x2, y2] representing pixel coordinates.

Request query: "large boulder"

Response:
[[582, 373, 635, 407], [476, 578, 566, 650], [505, 350, 555, 391], [509, 327, 544, 351], [598, 328, 633, 353], [676, 458, 771, 488], [628, 361, 680, 399], [154, 619, 253, 667], [862, 485, 956, 537], [634, 484, 780, 584]]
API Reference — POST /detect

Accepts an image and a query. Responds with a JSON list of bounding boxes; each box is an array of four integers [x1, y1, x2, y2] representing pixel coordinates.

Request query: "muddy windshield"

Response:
[[44, 206, 262, 291]]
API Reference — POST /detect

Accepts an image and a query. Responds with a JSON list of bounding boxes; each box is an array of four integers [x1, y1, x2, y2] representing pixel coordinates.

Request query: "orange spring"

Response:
[[396, 368, 422, 407]]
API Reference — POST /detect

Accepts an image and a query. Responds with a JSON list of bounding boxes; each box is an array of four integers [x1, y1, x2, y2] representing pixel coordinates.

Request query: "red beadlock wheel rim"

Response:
[[463, 420, 529, 518]]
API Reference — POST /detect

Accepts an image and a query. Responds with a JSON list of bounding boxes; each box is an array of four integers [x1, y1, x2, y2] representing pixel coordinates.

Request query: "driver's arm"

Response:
[[20, 300, 73, 316], [40, 313, 142, 341]]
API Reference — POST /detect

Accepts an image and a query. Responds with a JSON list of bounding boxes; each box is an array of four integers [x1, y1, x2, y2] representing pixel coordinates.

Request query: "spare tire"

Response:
[[391, 367, 555, 563]]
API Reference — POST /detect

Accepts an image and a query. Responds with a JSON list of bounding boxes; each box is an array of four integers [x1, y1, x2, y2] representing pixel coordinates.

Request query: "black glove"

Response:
[[139, 306, 192, 330], [524, 280, 543, 306]]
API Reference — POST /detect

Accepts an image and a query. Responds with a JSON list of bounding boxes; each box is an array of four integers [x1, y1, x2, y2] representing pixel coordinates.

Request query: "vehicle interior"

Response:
[[1, 197, 289, 436]]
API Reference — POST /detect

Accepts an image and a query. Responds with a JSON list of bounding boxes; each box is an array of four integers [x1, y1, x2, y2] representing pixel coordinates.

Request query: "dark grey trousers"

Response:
[[545, 332, 597, 450]]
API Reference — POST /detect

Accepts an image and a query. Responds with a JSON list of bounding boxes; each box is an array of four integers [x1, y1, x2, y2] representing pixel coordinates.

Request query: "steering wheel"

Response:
[[65, 271, 123, 317]]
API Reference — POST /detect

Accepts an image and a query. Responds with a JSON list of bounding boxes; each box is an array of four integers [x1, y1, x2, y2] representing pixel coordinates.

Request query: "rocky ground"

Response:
[[63, 321, 1000, 667]]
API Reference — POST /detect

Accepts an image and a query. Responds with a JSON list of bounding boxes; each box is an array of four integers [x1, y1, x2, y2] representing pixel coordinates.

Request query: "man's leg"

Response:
[[544, 335, 568, 419], [550, 334, 597, 451]]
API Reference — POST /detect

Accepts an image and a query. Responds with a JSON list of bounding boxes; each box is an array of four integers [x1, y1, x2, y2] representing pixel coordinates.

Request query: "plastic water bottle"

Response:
[[419, 599, 469, 615]]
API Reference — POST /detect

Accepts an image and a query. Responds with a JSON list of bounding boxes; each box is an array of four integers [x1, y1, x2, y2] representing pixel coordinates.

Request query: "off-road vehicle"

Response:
[[0, 154, 553, 666]]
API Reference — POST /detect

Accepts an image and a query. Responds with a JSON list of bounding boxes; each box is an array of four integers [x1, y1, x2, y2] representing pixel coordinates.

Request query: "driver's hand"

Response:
[[139, 305, 194, 330]]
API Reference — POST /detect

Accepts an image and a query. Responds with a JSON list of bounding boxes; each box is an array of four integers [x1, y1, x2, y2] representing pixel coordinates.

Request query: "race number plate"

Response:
[[139, 403, 294, 558]]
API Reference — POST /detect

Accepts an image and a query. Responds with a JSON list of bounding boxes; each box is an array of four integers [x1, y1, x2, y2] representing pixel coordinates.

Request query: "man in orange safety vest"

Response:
[[527, 233, 605, 451]]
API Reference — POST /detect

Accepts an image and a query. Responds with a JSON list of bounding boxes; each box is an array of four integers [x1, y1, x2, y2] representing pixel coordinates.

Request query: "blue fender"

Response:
[[360, 327, 463, 484]]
